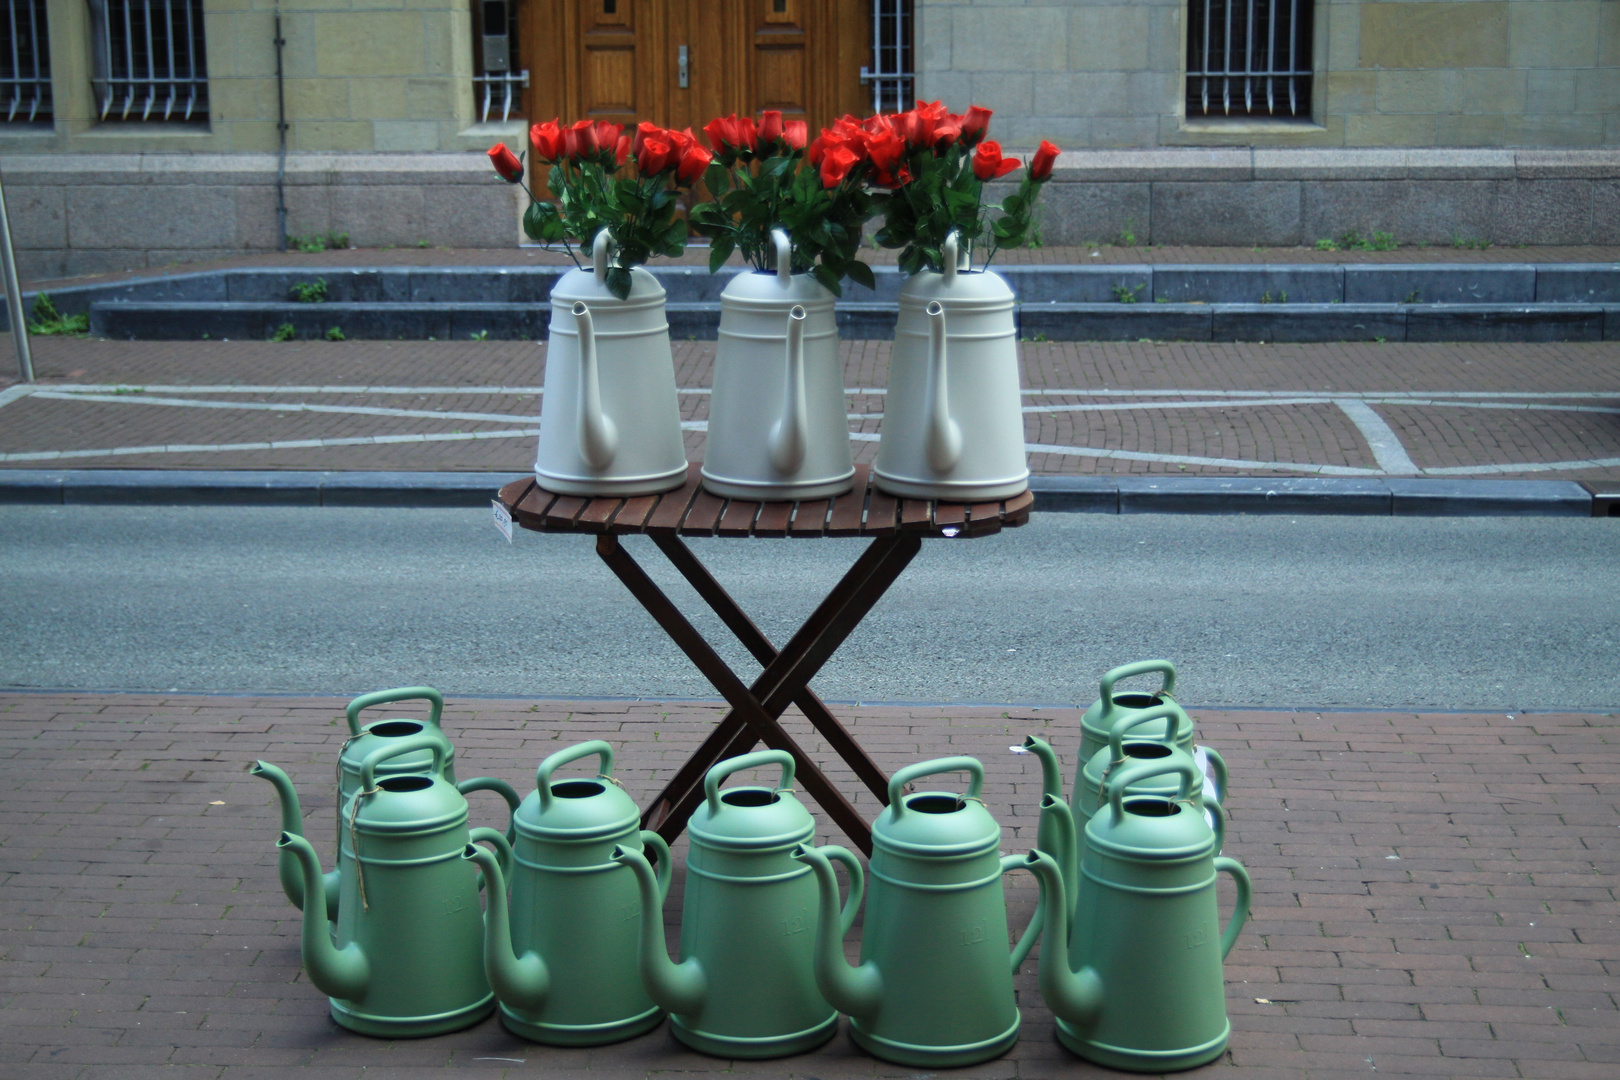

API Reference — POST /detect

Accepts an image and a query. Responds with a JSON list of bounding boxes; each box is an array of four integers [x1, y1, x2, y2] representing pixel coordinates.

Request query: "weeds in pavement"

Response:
[[287, 232, 349, 253], [1316, 230, 1398, 252], [324, 326, 346, 341], [270, 323, 297, 342], [26, 293, 89, 336], [290, 278, 328, 303], [1112, 282, 1146, 304], [1452, 233, 1491, 250]]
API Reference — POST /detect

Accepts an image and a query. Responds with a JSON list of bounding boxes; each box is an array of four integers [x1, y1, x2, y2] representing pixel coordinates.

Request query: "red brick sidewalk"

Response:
[[2, 693, 1616, 1078], [5, 337, 1619, 482]]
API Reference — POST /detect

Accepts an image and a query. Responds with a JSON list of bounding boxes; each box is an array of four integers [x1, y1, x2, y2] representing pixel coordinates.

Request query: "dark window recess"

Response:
[[88, 0, 209, 122], [2, 0, 53, 123], [1186, 0, 1313, 119], [862, 0, 913, 114], [474, 0, 527, 122]]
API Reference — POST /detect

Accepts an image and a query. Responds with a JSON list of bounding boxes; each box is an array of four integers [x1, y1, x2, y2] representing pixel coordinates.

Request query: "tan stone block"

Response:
[[1602, 4, 1620, 67], [1574, 68, 1620, 115], [1461, 68, 1527, 116], [1144, 6, 1180, 71], [1067, 7, 1150, 72], [969, 72, 1034, 116], [283, 78, 352, 121], [1502, 114, 1605, 146], [423, 11, 471, 77], [1376, 69, 1462, 114], [1526, 69, 1578, 115], [1325, 2, 1363, 71], [350, 79, 411, 122], [1359, 4, 1509, 69], [1508, 1, 1600, 69], [314, 13, 425, 78], [221, 120, 283, 154], [372, 120, 441, 151], [1434, 114, 1506, 146], [207, 78, 280, 123], [1346, 112, 1438, 146], [1035, 72, 1130, 118], [292, 121, 375, 152], [1325, 70, 1378, 116], [952, 9, 1067, 72], [206, 12, 278, 78], [407, 78, 461, 120]]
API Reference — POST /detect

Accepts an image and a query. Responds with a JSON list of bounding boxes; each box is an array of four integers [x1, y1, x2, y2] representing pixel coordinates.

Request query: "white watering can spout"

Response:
[[768, 305, 810, 474], [772, 227, 792, 283], [572, 301, 619, 468], [923, 300, 963, 474]]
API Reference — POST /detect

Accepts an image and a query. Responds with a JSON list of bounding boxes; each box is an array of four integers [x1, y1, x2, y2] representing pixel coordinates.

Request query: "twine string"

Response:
[[348, 786, 380, 912]]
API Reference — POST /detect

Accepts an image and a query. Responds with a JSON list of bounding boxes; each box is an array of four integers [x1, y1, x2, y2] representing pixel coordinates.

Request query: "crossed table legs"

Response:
[[594, 530, 923, 856]]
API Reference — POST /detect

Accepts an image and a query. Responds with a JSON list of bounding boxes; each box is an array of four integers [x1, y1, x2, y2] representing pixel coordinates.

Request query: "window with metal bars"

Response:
[[861, 0, 913, 114], [472, 0, 526, 124], [1186, 0, 1313, 120], [2, 0, 52, 124], [88, 0, 209, 123]]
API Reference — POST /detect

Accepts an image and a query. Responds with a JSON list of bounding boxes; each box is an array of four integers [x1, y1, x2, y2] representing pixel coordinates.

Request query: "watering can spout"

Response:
[[1023, 736, 1066, 806], [252, 761, 339, 921], [463, 840, 550, 1012], [572, 301, 619, 468], [277, 832, 369, 1001], [613, 845, 706, 1018], [923, 301, 963, 473], [1025, 850, 1102, 1030], [793, 844, 881, 1021], [767, 305, 810, 474]]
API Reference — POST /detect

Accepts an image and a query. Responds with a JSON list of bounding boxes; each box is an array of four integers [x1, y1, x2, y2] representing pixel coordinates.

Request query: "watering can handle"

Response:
[[1096, 660, 1177, 723], [457, 777, 522, 843], [591, 229, 613, 282], [1199, 746, 1228, 804], [468, 826, 513, 880], [1000, 853, 1046, 973], [772, 227, 792, 281], [1102, 757, 1200, 823], [888, 756, 984, 820], [704, 749, 795, 815], [357, 732, 447, 790], [1214, 856, 1251, 959], [638, 830, 674, 904], [1201, 794, 1226, 857], [345, 686, 444, 736], [1106, 702, 1190, 764], [536, 740, 616, 814], [942, 230, 960, 284]]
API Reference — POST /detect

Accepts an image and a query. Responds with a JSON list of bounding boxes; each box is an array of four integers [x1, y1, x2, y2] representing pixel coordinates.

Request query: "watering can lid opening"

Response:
[[875, 790, 1000, 855], [515, 779, 640, 840], [1087, 797, 1215, 859], [688, 784, 814, 846], [363, 720, 425, 738], [347, 774, 467, 832]]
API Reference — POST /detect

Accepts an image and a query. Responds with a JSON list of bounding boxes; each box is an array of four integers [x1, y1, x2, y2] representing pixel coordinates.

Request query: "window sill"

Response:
[[1180, 117, 1324, 135]]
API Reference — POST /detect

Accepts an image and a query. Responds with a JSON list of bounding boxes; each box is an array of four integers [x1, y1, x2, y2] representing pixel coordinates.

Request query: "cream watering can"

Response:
[[535, 231, 688, 496]]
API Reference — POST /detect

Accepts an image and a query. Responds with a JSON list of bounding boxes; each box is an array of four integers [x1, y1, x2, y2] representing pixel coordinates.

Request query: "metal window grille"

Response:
[[1186, 0, 1313, 119], [88, 0, 209, 122], [861, 0, 912, 114], [2, 0, 52, 123], [473, 0, 526, 123]]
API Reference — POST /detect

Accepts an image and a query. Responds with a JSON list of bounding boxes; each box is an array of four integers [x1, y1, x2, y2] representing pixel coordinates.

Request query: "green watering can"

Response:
[[462, 740, 673, 1046], [277, 734, 509, 1037], [1077, 660, 1193, 763], [614, 750, 863, 1059], [1025, 703, 1227, 920], [253, 686, 519, 921], [1027, 758, 1251, 1072], [794, 757, 1045, 1067]]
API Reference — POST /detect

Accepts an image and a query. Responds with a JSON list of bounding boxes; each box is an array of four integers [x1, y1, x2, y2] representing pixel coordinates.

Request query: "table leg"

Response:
[[650, 533, 894, 804], [594, 534, 880, 852]]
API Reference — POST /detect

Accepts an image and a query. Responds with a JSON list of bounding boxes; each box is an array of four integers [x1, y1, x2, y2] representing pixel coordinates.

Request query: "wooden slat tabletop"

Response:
[[497, 465, 1035, 539]]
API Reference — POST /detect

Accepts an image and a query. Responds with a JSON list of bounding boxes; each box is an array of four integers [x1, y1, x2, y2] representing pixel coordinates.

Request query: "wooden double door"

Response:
[[523, 0, 872, 140]]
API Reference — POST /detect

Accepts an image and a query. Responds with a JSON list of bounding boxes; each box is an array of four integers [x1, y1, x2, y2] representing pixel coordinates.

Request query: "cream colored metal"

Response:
[[874, 231, 1030, 501], [700, 228, 855, 501], [534, 232, 688, 496]]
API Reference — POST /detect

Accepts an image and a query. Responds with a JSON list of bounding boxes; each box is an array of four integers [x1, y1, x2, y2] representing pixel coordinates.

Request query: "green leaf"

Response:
[[704, 162, 731, 193], [605, 266, 633, 301], [522, 202, 549, 243], [845, 259, 876, 292], [660, 218, 688, 256], [811, 262, 842, 298], [709, 234, 736, 273]]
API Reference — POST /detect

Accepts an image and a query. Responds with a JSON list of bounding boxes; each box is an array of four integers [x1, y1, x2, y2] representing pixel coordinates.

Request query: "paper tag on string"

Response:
[[491, 499, 514, 543]]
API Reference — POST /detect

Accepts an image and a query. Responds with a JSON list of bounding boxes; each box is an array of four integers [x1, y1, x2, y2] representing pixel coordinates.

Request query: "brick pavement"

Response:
[[4, 338, 1618, 482], [2, 693, 1617, 1079]]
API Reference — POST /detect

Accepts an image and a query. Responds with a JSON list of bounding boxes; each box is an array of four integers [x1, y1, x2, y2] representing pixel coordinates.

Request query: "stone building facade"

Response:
[[1, 0, 1616, 279]]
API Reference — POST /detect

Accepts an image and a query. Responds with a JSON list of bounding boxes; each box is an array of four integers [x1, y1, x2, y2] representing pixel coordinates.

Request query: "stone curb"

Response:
[[0, 470, 1606, 517]]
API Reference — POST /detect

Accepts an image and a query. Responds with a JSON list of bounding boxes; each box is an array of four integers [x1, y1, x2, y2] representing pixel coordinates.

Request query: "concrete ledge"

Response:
[[0, 471, 1600, 517]]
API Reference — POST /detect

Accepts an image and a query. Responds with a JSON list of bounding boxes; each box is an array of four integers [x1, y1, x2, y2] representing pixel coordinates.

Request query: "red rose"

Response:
[[632, 121, 661, 158], [972, 141, 1021, 181], [1029, 140, 1060, 182], [893, 109, 930, 150], [593, 122, 624, 159], [677, 141, 713, 184], [865, 127, 905, 177], [636, 131, 677, 175], [933, 114, 963, 149], [487, 142, 523, 183], [960, 105, 992, 146], [819, 142, 862, 187], [757, 109, 783, 147], [614, 133, 631, 166], [530, 119, 565, 162], [565, 119, 598, 160], [784, 119, 808, 150]]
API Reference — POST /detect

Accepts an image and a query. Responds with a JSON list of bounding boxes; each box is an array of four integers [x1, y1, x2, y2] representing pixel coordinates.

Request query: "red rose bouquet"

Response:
[[868, 101, 1059, 275], [688, 109, 877, 296], [490, 118, 713, 299]]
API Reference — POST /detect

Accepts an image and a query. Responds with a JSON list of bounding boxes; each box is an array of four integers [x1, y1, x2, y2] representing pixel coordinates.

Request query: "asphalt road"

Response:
[[2, 504, 1616, 711]]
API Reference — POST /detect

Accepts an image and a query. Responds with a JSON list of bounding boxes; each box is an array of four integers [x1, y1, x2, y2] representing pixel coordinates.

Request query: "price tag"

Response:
[[491, 498, 514, 543]]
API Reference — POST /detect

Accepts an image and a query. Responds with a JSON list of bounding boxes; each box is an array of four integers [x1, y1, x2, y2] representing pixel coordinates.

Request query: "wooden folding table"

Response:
[[495, 465, 1033, 856]]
